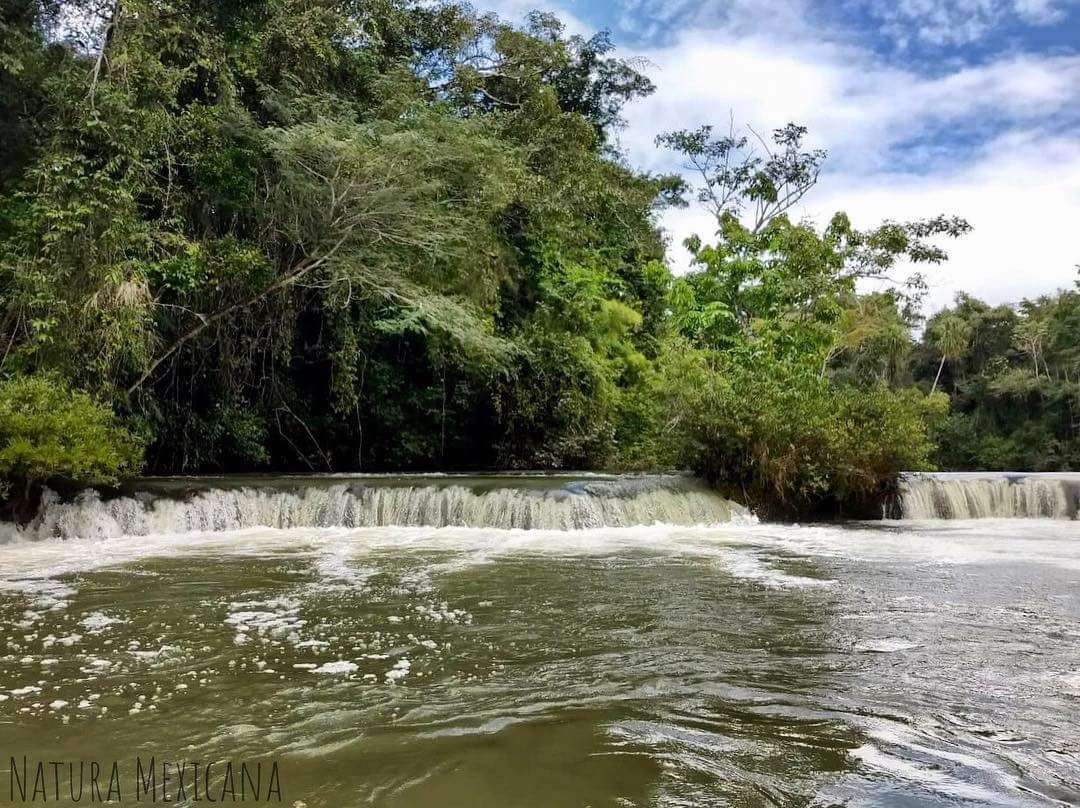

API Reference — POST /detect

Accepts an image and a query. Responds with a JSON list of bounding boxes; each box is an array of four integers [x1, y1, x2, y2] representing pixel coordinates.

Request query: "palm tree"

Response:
[[929, 314, 970, 394]]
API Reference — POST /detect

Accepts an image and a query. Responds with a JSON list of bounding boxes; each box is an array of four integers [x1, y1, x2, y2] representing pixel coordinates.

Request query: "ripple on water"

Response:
[[0, 520, 1075, 806]]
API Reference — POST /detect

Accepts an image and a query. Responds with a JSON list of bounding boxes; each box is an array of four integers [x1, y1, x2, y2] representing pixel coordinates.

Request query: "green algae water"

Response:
[[0, 474, 1078, 806]]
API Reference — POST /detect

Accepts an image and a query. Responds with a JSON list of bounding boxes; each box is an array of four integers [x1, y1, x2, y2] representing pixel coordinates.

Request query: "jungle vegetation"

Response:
[[1, 0, 1076, 517]]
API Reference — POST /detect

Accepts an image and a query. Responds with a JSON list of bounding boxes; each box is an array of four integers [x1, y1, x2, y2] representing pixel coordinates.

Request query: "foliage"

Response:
[[0, 375, 143, 496], [927, 313, 971, 394], [652, 121, 967, 515], [1, 0, 1068, 518], [659, 349, 946, 516], [913, 283, 1080, 470]]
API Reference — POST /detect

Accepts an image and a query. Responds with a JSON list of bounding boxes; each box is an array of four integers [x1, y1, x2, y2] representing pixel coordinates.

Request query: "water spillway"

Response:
[[1, 477, 1078, 804], [12, 473, 748, 540], [898, 472, 1080, 519]]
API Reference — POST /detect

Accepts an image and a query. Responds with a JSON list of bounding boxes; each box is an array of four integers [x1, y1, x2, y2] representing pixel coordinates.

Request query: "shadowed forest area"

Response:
[[1, 0, 1077, 518]]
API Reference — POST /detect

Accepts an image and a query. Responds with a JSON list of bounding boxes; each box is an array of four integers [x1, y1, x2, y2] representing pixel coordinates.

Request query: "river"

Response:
[[0, 473, 1077, 806]]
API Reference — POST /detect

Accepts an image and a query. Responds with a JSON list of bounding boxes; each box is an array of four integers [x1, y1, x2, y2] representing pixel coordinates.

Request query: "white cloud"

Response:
[[1013, 0, 1071, 23], [619, 32, 1080, 174], [861, 0, 1078, 46], [476, 0, 1080, 312], [617, 20, 1080, 312], [810, 133, 1080, 312], [658, 137, 1080, 314]]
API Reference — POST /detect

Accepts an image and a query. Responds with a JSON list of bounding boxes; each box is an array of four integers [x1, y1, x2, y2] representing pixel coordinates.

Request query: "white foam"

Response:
[[225, 598, 305, 646], [384, 658, 411, 682], [0, 518, 1073, 615], [81, 612, 126, 632], [900, 473, 1078, 519], [311, 661, 358, 674], [12, 477, 747, 540], [854, 638, 919, 653]]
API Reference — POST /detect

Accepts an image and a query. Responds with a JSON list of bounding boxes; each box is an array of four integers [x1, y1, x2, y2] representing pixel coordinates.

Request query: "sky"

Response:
[[479, 0, 1080, 313]]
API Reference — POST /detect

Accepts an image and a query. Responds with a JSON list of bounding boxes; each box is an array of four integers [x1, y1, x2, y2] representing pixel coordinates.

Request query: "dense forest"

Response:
[[1, 0, 1077, 518], [916, 289, 1080, 471]]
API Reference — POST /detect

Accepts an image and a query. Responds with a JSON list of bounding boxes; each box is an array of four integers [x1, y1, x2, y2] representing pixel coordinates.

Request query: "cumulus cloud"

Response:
[[476, 0, 1080, 311], [810, 132, 1080, 311], [660, 133, 1080, 312], [856, 0, 1078, 46], [620, 32, 1080, 171]]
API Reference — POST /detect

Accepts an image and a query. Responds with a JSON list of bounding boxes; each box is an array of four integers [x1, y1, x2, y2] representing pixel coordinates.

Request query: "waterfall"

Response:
[[7, 474, 748, 540], [899, 473, 1080, 519]]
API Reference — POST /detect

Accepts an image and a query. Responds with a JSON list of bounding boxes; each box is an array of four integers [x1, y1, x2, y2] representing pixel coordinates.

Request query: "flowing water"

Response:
[[899, 473, 1080, 520], [0, 474, 1077, 807]]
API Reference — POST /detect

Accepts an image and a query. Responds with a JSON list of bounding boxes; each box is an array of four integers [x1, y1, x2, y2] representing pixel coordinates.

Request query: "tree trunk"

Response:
[[125, 246, 343, 397], [88, 1, 122, 102], [930, 354, 946, 394]]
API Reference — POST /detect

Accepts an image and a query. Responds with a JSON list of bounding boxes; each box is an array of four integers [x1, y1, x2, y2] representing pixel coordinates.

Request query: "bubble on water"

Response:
[[81, 611, 127, 632], [415, 602, 471, 624], [311, 552, 376, 592], [385, 658, 411, 682], [719, 550, 834, 589], [311, 660, 358, 674], [1058, 671, 1080, 695], [225, 597, 305, 647], [855, 638, 920, 653]]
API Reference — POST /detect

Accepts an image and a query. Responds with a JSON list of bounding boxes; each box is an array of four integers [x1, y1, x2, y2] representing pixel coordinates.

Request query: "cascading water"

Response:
[[8, 473, 749, 540], [1, 474, 1078, 805], [898, 472, 1080, 519]]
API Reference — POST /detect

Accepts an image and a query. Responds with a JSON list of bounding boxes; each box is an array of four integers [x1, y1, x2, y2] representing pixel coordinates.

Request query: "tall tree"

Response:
[[929, 314, 971, 394]]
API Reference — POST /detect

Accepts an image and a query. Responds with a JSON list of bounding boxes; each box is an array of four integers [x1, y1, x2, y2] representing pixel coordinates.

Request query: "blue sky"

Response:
[[481, 0, 1080, 312]]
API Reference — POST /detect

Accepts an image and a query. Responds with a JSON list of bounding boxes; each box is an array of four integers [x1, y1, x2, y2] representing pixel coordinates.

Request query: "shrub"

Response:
[[0, 375, 143, 500], [662, 350, 947, 517]]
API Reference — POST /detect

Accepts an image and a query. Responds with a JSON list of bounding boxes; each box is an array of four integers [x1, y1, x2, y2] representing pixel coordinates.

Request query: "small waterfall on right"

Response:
[[899, 473, 1080, 519]]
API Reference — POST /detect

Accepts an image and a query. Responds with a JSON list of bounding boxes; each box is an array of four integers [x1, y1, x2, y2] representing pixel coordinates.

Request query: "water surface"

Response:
[[0, 487, 1077, 806]]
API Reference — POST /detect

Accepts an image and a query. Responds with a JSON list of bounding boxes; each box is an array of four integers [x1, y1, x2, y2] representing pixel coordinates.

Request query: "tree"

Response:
[[0, 375, 143, 500], [929, 314, 971, 394], [822, 292, 914, 385], [652, 117, 969, 514], [656, 122, 826, 233], [913, 281, 1080, 472], [0, 0, 677, 479]]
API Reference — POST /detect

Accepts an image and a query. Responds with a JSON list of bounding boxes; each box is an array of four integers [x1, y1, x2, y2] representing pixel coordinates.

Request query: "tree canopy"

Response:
[[0, 0, 1071, 517]]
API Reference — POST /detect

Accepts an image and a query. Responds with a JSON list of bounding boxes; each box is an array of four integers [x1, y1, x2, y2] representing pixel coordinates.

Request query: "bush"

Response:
[[0, 375, 144, 500], [662, 350, 947, 517]]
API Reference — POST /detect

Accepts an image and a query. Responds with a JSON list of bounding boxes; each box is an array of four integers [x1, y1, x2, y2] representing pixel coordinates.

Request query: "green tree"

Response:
[[0, 0, 675, 479], [929, 314, 971, 394], [916, 281, 1080, 471], [0, 375, 143, 499], [653, 120, 969, 514]]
